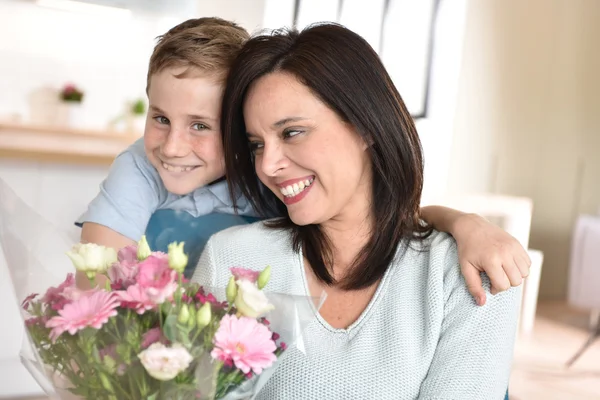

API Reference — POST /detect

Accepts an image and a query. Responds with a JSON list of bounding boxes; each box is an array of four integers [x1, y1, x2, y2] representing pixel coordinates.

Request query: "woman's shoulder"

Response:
[[410, 229, 459, 268], [208, 219, 293, 251], [397, 230, 461, 290]]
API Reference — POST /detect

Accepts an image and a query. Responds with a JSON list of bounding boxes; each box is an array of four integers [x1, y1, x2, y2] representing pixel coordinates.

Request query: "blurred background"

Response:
[[0, 0, 598, 398]]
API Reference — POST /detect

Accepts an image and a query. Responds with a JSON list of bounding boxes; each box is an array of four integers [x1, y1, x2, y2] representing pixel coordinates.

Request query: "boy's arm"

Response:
[[76, 139, 160, 289], [421, 205, 531, 306], [76, 223, 136, 289]]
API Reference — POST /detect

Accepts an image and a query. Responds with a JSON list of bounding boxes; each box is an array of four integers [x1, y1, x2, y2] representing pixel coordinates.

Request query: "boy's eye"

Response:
[[192, 123, 209, 131], [154, 116, 169, 125]]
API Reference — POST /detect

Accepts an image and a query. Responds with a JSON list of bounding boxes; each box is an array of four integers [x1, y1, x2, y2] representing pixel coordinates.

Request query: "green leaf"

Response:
[[146, 392, 159, 400], [163, 314, 178, 343]]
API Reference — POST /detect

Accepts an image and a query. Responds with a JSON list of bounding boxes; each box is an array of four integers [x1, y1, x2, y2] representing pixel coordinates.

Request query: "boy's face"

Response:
[[144, 67, 226, 195]]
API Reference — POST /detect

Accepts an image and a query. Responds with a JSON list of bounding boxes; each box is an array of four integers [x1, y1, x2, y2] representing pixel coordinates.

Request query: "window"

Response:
[[266, 0, 440, 118]]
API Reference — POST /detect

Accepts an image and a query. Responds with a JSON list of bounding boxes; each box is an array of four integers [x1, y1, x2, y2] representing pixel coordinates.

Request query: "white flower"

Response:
[[66, 243, 117, 274], [138, 343, 193, 381], [235, 279, 275, 318]]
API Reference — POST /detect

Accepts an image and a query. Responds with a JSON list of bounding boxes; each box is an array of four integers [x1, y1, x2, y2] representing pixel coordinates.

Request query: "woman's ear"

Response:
[[361, 134, 374, 150]]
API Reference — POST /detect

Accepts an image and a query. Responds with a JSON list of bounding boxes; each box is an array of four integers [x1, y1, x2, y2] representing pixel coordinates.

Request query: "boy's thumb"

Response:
[[462, 262, 486, 306]]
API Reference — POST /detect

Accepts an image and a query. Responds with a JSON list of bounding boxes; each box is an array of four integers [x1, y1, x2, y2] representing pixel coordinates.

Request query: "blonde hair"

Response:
[[146, 17, 249, 91]]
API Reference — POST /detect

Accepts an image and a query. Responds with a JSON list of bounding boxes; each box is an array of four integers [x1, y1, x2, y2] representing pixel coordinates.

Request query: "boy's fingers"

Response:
[[515, 255, 531, 278], [485, 259, 511, 295], [505, 259, 523, 287], [461, 263, 486, 306]]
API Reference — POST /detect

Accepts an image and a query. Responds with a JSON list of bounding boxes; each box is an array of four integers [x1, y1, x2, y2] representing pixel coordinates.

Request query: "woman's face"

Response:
[[243, 72, 372, 226]]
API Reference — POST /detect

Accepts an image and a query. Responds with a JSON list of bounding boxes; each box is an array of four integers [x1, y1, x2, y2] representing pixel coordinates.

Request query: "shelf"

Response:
[[0, 122, 139, 165]]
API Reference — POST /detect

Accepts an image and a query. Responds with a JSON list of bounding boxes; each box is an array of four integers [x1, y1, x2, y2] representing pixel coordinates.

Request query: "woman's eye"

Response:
[[192, 123, 208, 131], [153, 116, 169, 125], [283, 129, 302, 139], [249, 142, 264, 153]]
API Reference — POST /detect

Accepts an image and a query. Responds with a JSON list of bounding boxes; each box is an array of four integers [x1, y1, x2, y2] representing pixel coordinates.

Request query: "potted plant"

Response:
[[127, 98, 147, 134], [58, 83, 85, 128]]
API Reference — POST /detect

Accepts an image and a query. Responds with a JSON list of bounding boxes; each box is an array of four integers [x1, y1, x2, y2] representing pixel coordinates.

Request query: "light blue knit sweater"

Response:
[[191, 222, 520, 400]]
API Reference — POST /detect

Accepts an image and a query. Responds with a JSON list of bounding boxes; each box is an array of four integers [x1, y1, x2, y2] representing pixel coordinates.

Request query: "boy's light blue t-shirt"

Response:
[[76, 138, 256, 241]]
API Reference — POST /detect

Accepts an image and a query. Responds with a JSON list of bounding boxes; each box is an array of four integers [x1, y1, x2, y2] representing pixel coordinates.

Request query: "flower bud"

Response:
[[257, 265, 272, 290], [99, 372, 113, 391], [167, 242, 188, 273], [177, 304, 190, 324], [187, 305, 196, 330], [196, 302, 211, 328], [137, 235, 151, 261], [226, 276, 237, 304]]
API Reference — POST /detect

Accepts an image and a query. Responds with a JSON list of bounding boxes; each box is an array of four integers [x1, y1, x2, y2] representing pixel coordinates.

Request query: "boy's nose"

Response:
[[161, 130, 190, 158]]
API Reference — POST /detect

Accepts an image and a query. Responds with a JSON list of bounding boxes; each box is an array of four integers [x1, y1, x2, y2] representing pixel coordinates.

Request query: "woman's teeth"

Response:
[[162, 162, 195, 172], [280, 178, 314, 197]]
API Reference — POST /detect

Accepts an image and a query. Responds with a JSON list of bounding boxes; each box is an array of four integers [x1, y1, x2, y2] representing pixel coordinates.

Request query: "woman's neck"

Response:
[[321, 209, 373, 280]]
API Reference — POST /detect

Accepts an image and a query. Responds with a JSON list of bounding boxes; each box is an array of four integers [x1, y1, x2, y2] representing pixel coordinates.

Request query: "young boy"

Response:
[[76, 18, 530, 303]]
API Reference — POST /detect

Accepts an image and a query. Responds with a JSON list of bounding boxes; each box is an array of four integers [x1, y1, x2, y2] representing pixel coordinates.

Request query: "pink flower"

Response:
[[141, 327, 165, 349], [63, 83, 76, 92], [136, 254, 177, 304], [99, 344, 127, 375], [107, 245, 140, 287], [43, 274, 74, 302], [118, 245, 138, 263], [108, 260, 138, 287], [195, 288, 223, 308], [25, 316, 47, 328], [45, 290, 119, 342], [21, 293, 38, 310], [115, 284, 156, 314], [42, 274, 77, 311], [211, 315, 277, 375], [230, 267, 260, 283]]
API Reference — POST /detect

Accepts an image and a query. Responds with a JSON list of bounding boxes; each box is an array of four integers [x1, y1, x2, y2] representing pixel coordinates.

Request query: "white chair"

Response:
[[566, 214, 600, 366], [430, 193, 543, 335]]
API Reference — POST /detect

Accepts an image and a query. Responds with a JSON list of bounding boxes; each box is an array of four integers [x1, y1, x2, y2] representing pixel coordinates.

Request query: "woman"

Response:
[[193, 23, 519, 399]]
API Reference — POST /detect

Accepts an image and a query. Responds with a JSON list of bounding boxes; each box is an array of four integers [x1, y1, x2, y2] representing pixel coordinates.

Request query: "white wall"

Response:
[[197, 0, 268, 34], [448, 0, 600, 299], [0, 1, 194, 129]]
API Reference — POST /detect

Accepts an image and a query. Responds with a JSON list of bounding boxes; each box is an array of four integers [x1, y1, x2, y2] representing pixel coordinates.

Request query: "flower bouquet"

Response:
[[0, 179, 317, 400]]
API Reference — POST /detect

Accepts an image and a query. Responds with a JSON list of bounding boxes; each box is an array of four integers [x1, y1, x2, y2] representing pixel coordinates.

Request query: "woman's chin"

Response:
[[288, 212, 316, 227]]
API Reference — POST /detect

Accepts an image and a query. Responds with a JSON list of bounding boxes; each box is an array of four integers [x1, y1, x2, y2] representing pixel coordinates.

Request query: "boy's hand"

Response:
[[454, 213, 531, 305]]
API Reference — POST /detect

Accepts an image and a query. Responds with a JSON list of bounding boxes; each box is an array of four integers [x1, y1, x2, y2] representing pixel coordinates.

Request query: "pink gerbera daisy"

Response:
[[115, 284, 156, 314], [45, 290, 119, 342], [211, 315, 277, 375]]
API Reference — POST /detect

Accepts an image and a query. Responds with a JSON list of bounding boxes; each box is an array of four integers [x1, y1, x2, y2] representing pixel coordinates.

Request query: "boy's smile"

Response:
[[144, 67, 226, 195]]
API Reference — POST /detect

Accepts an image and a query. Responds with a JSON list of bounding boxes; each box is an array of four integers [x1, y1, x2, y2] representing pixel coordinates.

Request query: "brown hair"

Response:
[[221, 23, 431, 291], [146, 17, 249, 91]]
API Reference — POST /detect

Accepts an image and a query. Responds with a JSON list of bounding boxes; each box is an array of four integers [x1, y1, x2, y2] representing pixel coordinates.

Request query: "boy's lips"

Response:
[[160, 161, 200, 173]]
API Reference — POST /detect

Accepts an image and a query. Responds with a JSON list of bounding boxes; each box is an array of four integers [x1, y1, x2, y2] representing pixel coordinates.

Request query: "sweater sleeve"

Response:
[[75, 139, 160, 241], [418, 236, 521, 400]]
